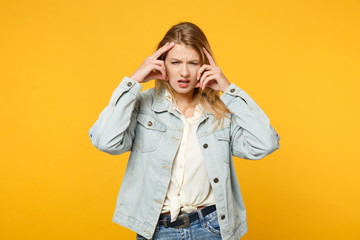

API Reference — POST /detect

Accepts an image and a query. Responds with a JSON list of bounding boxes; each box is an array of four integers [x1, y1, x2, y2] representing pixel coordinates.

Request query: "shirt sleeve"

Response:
[[220, 83, 280, 160], [88, 76, 142, 155]]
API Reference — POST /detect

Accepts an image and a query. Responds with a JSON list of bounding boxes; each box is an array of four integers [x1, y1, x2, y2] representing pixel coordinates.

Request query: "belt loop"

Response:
[[197, 207, 206, 227], [162, 216, 169, 228]]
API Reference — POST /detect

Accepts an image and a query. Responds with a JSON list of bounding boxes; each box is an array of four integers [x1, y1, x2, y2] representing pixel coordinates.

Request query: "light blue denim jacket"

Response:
[[88, 76, 280, 240]]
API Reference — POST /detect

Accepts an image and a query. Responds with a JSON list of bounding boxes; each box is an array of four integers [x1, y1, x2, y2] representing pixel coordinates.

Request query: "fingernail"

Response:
[[170, 42, 174, 46]]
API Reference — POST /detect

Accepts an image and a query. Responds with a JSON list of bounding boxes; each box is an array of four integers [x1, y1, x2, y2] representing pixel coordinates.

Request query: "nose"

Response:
[[180, 63, 190, 78]]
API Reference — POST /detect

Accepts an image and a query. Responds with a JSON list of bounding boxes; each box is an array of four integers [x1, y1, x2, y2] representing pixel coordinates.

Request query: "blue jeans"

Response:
[[136, 209, 222, 240]]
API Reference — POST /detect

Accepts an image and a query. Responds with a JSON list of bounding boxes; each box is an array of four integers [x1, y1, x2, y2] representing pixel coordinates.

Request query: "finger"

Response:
[[152, 42, 175, 60], [195, 81, 201, 88], [199, 70, 216, 88], [152, 64, 167, 80], [154, 59, 165, 65], [154, 60, 167, 79], [197, 64, 213, 80], [202, 76, 219, 91], [203, 47, 216, 66], [149, 72, 164, 81]]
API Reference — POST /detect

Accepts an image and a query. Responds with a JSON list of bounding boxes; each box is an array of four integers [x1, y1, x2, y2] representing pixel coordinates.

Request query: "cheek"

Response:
[[165, 65, 175, 76], [194, 67, 200, 74], [191, 66, 200, 77], [170, 77, 179, 85]]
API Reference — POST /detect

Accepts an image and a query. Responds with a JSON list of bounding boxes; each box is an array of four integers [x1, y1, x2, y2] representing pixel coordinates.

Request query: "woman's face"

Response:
[[164, 43, 201, 99]]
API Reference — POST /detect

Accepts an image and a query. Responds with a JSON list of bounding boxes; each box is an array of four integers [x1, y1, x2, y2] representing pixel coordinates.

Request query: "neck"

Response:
[[173, 90, 195, 107]]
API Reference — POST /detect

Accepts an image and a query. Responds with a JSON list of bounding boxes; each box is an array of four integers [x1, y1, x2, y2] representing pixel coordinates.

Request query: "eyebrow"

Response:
[[169, 58, 200, 62]]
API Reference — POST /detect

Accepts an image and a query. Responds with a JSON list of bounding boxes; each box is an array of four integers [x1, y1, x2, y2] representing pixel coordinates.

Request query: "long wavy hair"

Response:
[[154, 21, 231, 129]]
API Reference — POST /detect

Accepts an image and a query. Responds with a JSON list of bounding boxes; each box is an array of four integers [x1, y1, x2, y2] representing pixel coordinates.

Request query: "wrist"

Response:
[[129, 75, 142, 83], [221, 83, 231, 93]]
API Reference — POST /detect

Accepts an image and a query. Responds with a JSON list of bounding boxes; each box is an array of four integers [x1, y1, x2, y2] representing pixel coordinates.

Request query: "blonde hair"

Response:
[[154, 21, 231, 130]]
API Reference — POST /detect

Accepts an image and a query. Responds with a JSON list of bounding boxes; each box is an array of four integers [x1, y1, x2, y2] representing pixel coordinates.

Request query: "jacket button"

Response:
[[221, 215, 225, 220], [213, 178, 219, 183], [230, 88, 235, 93], [127, 82, 132, 87], [203, 143, 208, 149], [147, 121, 152, 127]]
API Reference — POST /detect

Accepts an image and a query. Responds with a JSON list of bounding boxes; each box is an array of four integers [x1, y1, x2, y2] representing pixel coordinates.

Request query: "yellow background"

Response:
[[1, 0, 359, 239]]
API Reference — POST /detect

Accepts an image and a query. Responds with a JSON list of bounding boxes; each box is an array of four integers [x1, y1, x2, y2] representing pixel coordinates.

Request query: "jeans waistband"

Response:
[[158, 205, 216, 229]]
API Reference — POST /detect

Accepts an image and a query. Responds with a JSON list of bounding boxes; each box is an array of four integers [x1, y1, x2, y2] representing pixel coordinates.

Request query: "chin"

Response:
[[171, 85, 196, 94]]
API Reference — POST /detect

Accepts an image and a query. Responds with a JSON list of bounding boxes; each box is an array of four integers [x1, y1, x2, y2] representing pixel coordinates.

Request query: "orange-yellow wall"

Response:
[[1, 0, 359, 239]]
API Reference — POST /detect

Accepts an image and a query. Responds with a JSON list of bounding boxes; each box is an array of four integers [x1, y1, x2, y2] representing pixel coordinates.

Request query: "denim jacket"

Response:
[[88, 76, 280, 240]]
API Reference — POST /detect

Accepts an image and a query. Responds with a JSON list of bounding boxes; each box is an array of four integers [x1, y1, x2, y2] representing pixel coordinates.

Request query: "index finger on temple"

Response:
[[203, 47, 216, 66], [153, 42, 175, 59]]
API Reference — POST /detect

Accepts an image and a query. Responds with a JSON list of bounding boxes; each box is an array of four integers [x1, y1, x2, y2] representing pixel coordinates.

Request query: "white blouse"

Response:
[[160, 89, 216, 222]]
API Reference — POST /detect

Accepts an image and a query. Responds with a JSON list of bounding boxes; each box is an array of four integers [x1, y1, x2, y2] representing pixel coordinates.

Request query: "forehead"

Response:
[[166, 44, 200, 60]]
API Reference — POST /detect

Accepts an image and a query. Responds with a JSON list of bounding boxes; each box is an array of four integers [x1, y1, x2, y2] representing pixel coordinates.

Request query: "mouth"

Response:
[[177, 79, 191, 88]]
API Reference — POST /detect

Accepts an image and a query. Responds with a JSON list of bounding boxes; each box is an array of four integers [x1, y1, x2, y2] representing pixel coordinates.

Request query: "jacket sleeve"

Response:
[[88, 76, 142, 155], [220, 83, 280, 160]]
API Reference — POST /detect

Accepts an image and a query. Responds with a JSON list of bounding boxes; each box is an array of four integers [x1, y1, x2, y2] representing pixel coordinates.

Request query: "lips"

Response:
[[177, 79, 191, 88], [178, 79, 190, 83]]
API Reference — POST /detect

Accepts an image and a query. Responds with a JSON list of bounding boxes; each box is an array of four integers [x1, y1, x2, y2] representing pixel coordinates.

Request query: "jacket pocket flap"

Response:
[[136, 113, 166, 132], [216, 131, 231, 142]]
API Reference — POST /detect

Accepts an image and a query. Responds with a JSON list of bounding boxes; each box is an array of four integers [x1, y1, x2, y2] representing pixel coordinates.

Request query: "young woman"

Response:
[[88, 22, 280, 240]]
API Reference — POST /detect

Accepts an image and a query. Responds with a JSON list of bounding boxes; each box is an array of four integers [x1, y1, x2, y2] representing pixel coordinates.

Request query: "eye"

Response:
[[191, 62, 199, 65], [171, 62, 179, 64]]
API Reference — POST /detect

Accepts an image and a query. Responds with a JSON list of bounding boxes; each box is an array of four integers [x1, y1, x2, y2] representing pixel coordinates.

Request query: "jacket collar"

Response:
[[151, 88, 212, 120], [150, 87, 169, 113]]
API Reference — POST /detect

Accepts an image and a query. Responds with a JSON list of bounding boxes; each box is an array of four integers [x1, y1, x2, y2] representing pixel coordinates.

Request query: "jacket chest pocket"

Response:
[[133, 113, 166, 152], [216, 128, 231, 163]]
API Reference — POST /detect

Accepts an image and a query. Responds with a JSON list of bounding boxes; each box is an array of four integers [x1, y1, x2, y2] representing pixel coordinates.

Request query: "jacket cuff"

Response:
[[220, 83, 254, 110], [109, 76, 143, 105]]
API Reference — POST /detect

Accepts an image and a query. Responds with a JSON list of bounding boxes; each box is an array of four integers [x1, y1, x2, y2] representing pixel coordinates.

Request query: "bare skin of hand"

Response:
[[196, 47, 231, 93], [130, 42, 175, 83]]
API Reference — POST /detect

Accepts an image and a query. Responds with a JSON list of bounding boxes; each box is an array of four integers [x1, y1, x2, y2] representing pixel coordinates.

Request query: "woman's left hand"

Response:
[[196, 47, 231, 93]]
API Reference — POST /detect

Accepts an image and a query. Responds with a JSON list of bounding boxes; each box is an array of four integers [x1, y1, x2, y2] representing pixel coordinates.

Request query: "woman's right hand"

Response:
[[130, 42, 175, 83]]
